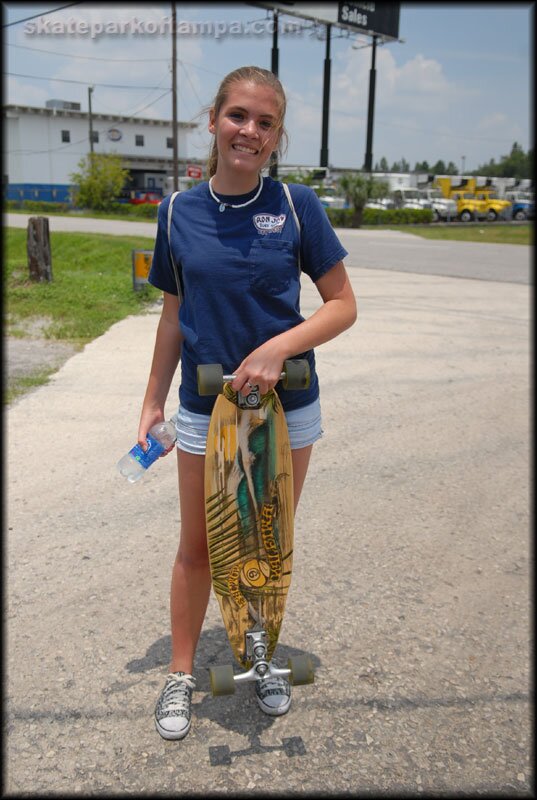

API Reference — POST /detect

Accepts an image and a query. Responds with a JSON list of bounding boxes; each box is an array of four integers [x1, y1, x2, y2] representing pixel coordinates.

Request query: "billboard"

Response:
[[252, 2, 400, 41], [338, 3, 400, 39]]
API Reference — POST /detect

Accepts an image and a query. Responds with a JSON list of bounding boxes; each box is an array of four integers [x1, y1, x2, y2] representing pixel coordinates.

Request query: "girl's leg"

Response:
[[291, 444, 313, 512], [169, 449, 212, 674]]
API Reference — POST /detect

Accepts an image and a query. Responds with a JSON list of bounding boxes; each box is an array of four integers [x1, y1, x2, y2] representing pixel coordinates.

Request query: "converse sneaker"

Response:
[[154, 672, 196, 740], [255, 671, 291, 716]]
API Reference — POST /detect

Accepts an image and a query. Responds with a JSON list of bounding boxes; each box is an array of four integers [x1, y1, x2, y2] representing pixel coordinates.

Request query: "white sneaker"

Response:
[[154, 672, 196, 740], [255, 671, 291, 716]]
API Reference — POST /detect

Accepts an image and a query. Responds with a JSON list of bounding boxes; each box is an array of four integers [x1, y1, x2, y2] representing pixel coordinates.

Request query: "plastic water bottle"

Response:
[[117, 416, 177, 483]]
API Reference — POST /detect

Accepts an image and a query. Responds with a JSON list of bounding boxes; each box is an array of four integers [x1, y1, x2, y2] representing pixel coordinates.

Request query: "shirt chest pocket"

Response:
[[249, 239, 298, 296]]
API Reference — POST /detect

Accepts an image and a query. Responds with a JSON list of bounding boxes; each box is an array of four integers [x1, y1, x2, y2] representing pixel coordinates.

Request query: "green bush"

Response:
[[364, 207, 433, 225], [324, 208, 356, 227], [9, 200, 72, 213], [109, 202, 160, 219], [134, 203, 160, 219], [326, 207, 433, 227], [70, 153, 130, 212]]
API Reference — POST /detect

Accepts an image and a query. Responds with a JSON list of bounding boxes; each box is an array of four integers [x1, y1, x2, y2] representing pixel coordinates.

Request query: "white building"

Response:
[[4, 100, 199, 202]]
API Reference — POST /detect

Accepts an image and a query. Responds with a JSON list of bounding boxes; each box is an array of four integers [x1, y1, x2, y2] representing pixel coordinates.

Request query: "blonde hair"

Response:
[[206, 66, 288, 178]]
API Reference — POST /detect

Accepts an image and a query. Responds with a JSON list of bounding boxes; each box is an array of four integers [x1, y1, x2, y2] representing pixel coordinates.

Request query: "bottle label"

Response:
[[128, 434, 165, 470]]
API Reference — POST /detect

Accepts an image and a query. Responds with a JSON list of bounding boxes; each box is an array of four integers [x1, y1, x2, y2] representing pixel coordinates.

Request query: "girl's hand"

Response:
[[231, 340, 286, 397], [137, 407, 174, 456]]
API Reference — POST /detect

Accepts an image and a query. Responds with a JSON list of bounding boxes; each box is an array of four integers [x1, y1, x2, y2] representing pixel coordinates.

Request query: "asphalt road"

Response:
[[6, 211, 531, 285], [5, 215, 532, 795]]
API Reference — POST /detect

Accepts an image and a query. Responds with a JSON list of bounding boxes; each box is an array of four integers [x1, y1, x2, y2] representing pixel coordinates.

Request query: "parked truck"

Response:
[[391, 188, 429, 212], [505, 190, 534, 220], [434, 176, 488, 222], [492, 178, 534, 220], [472, 177, 512, 221], [415, 175, 457, 221]]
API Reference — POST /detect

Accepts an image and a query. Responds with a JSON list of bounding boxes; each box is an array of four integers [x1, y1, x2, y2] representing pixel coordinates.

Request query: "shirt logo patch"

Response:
[[253, 213, 286, 234]]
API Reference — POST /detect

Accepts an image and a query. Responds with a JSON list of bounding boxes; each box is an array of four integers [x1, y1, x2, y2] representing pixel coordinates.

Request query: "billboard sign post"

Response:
[[251, 2, 401, 171]]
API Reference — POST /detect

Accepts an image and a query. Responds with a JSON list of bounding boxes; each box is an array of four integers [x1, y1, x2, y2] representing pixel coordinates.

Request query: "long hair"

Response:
[[206, 66, 288, 178]]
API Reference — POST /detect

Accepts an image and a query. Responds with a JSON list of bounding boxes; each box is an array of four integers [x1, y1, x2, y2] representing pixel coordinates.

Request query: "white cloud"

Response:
[[476, 112, 509, 131]]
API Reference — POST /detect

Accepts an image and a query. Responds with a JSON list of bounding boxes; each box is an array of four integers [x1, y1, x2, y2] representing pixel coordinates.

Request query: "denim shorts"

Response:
[[176, 397, 323, 455]]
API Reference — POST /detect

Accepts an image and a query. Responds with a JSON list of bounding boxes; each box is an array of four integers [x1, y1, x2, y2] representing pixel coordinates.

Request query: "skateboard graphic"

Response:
[[198, 360, 315, 696]]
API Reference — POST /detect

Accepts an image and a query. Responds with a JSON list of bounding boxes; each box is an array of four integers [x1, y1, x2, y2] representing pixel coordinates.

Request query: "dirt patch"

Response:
[[4, 312, 79, 400], [5, 337, 78, 380]]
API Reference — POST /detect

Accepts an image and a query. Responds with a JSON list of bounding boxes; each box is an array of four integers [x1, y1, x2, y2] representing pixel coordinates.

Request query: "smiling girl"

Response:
[[138, 66, 357, 740]]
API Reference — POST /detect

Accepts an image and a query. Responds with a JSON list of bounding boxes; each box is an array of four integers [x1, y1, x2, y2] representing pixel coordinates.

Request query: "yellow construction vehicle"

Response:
[[472, 178, 512, 221], [434, 177, 487, 222]]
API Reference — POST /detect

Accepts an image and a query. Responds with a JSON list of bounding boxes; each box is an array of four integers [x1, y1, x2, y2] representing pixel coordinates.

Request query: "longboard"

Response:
[[198, 362, 315, 695], [205, 383, 294, 667]]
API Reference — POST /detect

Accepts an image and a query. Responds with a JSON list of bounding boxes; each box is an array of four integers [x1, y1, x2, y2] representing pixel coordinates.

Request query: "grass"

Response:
[[384, 223, 533, 246], [5, 368, 60, 406], [5, 228, 159, 341], [7, 206, 158, 223], [4, 228, 160, 403]]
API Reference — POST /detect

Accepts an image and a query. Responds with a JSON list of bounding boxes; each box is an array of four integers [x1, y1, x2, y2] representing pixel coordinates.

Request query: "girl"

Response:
[[140, 66, 357, 740]]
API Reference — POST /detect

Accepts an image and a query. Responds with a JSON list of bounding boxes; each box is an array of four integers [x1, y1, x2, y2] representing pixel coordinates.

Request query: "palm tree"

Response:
[[337, 173, 369, 226], [338, 173, 390, 226]]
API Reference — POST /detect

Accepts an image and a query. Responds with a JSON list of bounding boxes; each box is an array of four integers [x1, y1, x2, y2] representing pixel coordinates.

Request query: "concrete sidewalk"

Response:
[[5, 231, 531, 793]]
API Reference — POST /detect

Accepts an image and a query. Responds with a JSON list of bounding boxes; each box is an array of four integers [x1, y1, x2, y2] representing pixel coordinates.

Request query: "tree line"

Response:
[[373, 142, 533, 179]]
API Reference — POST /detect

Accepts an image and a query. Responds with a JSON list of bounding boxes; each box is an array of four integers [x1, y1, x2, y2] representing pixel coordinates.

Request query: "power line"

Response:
[[5, 41, 224, 77], [179, 61, 205, 112], [6, 41, 168, 63], [6, 71, 168, 91], [2, 3, 83, 28], [96, 88, 172, 119]]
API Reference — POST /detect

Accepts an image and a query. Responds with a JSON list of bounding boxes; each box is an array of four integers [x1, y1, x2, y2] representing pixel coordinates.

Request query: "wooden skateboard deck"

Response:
[[204, 383, 294, 668]]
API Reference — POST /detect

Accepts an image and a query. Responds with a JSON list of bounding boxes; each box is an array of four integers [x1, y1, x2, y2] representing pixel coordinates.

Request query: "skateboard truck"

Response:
[[233, 631, 291, 685], [220, 373, 277, 410], [197, 360, 311, 405], [209, 630, 314, 696], [230, 382, 261, 410]]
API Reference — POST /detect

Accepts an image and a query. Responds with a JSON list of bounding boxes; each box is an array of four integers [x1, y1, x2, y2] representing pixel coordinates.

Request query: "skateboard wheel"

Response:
[[282, 360, 310, 391], [209, 664, 236, 696], [198, 364, 224, 396], [288, 655, 314, 686]]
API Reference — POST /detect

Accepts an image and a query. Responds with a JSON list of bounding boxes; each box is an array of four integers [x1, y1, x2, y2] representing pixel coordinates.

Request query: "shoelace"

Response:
[[162, 673, 196, 713], [257, 674, 288, 694]]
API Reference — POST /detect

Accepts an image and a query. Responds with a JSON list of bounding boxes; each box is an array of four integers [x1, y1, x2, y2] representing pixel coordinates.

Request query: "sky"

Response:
[[2, 2, 533, 173]]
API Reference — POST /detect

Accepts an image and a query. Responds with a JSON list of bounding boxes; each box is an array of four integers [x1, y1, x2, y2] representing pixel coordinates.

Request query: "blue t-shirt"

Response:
[[148, 176, 348, 415]]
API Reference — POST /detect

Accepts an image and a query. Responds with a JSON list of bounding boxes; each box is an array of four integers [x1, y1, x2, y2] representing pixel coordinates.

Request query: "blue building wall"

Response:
[[7, 183, 72, 203]]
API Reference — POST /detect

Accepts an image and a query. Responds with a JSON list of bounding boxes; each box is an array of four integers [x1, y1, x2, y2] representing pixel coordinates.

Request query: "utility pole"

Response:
[[320, 23, 331, 169], [269, 10, 279, 179], [171, 2, 179, 191], [363, 35, 378, 174], [88, 86, 94, 154]]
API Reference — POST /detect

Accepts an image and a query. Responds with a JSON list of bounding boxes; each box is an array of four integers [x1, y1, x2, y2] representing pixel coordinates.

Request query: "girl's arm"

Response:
[[137, 291, 183, 447], [232, 261, 357, 395]]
